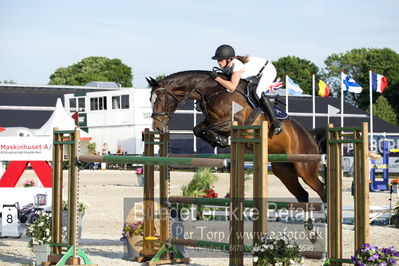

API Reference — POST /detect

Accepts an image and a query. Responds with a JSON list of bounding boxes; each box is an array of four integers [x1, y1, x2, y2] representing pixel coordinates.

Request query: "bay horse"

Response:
[[147, 70, 326, 203]]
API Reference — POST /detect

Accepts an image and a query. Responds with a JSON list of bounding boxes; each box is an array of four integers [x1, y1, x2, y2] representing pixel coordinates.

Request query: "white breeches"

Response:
[[255, 62, 277, 97]]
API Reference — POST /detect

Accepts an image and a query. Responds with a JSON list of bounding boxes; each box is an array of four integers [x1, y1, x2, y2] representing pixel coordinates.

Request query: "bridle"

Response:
[[150, 87, 181, 123]]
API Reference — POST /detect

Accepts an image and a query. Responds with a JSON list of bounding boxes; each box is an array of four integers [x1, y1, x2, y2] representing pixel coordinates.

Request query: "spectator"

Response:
[[116, 144, 124, 155], [102, 143, 109, 155]]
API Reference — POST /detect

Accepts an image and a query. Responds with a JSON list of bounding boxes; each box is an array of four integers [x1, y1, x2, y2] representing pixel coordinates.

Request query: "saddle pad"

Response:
[[245, 87, 288, 120]]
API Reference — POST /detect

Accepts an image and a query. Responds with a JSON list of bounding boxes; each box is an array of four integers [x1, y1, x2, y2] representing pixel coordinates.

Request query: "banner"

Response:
[[0, 137, 52, 161]]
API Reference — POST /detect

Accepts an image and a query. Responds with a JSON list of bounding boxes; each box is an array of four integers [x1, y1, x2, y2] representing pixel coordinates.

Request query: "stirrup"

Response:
[[274, 122, 282, 135]]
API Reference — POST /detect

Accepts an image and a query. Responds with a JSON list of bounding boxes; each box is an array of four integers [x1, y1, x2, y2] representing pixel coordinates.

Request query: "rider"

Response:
[[210, 44, 282, 135]]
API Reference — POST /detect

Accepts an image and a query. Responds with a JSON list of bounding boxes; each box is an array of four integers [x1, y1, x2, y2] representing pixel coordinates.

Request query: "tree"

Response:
[[49, 56, 133, 87], [368, 96, 397, 126], [273, 56, 319, 95], [322, 48, 399, 123]]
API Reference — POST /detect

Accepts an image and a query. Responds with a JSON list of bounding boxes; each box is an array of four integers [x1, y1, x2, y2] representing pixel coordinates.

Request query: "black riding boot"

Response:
[[259, 92, 282, 135]]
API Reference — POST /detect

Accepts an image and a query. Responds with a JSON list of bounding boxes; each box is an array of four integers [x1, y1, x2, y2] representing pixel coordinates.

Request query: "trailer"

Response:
[[64, 88, 152, 155]]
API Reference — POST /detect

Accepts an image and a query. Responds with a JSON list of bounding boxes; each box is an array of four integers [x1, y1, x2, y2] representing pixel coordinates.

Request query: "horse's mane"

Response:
[[162, 70, 246, 85]]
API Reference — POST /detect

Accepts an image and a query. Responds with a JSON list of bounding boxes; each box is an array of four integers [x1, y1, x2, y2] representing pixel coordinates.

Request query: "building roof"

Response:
[[0, 83, 121, 93]]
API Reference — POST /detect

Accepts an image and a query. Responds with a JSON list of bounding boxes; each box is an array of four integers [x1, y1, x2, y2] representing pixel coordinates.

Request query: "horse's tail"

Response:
[[309, 127, 327, 155]]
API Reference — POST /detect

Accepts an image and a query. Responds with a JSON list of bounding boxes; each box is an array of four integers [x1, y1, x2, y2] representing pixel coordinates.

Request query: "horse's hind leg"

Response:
[[294, 162, 326, 203], [272, 163, 309, 202]]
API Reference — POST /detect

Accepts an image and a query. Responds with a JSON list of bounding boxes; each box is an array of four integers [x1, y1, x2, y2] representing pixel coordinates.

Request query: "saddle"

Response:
[[244, 82, 288, 125]]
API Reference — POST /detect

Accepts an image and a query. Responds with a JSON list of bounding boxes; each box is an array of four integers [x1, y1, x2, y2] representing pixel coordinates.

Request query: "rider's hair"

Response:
[[235, 55, 250, 64]]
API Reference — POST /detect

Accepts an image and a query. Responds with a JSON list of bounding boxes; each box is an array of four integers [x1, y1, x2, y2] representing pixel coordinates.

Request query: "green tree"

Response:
[[322, 48, 399, 123], [49, 56, 133, 87], [368, 96, 397, 126], [273, 56, 319, 95]]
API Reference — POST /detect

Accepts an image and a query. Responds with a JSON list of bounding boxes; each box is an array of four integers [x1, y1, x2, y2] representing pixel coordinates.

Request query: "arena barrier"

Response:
[[47, 122, 369, 266]]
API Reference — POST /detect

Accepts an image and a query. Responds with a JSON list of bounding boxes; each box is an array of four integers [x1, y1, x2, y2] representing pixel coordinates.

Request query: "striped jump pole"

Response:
[[168, 196, 324, 212]]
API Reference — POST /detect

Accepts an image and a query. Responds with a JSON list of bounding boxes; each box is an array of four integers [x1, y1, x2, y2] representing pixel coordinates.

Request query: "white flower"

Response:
[[38, 222, 44, 227], [253, 256, 258, 262]]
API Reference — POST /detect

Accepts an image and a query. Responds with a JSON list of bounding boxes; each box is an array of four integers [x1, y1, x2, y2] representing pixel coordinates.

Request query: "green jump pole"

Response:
[[78, 155, 227, 168], [169, 153, 321, 162]]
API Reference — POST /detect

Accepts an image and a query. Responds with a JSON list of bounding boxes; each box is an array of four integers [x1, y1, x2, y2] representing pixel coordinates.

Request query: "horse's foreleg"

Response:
[[193, 121, 229, 148], [271, 163, 309, 202], [193, 121, 208, 140]]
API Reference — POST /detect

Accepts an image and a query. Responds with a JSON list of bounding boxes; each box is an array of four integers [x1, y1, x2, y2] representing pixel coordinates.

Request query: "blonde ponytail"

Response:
[[235, 55, 250, 64]]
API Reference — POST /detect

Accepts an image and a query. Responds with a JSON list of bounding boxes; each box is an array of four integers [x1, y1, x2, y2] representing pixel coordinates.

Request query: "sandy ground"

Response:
[[0, 169, 398, 266]]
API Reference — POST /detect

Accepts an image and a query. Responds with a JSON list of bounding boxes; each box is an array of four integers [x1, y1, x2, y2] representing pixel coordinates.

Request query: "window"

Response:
[[69, 98, 77, 112], [90, 96, 107, 111], [112, 95, 129, 109], [69, 97, 85, 112], [78, 98, 86, 112]]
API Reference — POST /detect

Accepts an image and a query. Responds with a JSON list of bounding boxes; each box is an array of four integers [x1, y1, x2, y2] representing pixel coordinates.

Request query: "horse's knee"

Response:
[[193, 124, 206, 138]]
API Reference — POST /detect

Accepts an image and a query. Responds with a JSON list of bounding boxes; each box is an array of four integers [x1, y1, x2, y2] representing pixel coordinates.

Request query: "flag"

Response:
[[286, 76, 303, 96], [316, 79, 330, 98], [328, 105, 340, 115], [232, 101, 243, 114], [342, 73, 362, 93], [71, 111, 79, 126], [371, 72, 388, 93], [269, 77, 283, 92]]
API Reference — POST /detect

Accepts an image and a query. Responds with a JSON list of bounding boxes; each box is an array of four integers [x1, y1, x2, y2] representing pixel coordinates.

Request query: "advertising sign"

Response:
[[0, 137, 52, 161]]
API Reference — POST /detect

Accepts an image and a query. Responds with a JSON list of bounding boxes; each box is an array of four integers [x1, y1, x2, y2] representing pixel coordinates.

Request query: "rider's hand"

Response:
[[209, 70, 218, 80]]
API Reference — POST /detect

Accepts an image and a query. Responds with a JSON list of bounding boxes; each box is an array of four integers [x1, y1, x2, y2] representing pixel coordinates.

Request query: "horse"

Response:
[[147, 70, 326, 203]]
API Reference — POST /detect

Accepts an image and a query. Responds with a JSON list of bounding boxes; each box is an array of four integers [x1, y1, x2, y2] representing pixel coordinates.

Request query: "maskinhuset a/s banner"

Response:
[[0, 137, 52, 161]]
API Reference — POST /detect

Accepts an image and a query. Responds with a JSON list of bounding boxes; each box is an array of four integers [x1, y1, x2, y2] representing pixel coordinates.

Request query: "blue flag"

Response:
[[286, 76, 303, 96], [342, 73, 362, 93]]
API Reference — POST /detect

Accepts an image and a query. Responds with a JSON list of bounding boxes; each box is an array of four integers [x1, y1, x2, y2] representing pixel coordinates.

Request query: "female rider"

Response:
[[210, 44, 282, 135]]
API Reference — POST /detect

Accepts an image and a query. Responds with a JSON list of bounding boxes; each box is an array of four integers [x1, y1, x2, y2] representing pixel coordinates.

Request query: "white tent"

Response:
[[35, 98, 91, 140]]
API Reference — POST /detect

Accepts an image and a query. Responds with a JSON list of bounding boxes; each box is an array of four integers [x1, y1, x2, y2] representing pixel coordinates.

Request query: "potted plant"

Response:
[[62, 200, 88, 239], [180, 168, 218, 221], [120, 221, 144, 260], [25, 210, 52, 265], [351, 243, 399, 265], [136, 167, 144, 187], [252, 233, 304, 266]]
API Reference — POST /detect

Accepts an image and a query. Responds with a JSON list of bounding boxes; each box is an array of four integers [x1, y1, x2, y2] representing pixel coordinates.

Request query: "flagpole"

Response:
[[340, 71, 344, 127], [285, 74, 289, 114], [369, 70, 374, 150], [312, 74, 316, 128]]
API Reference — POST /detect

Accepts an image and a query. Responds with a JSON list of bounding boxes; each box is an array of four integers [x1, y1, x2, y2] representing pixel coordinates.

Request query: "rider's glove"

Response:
[[209, 70, 218, 80]]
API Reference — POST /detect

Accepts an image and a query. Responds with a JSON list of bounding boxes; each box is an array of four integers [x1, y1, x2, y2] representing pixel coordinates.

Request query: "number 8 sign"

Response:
[[1, 204, 19, 237]]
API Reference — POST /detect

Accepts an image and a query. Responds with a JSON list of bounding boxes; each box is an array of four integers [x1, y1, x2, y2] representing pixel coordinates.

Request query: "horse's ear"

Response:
[[150, 77, 160, 87], [146, 77, 154, 87]]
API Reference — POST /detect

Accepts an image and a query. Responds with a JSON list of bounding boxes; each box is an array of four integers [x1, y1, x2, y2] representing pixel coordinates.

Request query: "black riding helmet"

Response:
[[211, 44, 235, 60]]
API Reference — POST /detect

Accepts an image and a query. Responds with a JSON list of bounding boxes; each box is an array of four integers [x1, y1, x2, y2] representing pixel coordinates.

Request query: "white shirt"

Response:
[[221, 56, 267, 80]]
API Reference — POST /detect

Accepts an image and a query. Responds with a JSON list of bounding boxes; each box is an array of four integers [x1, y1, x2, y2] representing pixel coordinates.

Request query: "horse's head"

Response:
[[147, 77, 180, 133]]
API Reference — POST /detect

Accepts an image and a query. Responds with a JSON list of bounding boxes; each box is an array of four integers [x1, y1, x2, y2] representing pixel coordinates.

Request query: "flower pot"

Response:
[[137, 174, 144, 187], [62, 211, 83, 240], [33, 244, 50, 265], [125, 235, 142, 261]]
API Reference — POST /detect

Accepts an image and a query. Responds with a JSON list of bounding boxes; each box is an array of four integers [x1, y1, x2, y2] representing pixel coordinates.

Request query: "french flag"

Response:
[[371, 72, 388, 93]]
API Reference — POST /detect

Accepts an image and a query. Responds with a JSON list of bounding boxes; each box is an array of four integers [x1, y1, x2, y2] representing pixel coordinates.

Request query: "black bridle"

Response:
[[150, 87, 182, 122]]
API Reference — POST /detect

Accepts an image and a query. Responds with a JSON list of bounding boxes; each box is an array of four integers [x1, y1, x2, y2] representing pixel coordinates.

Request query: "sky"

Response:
[[1, 0, 398, 88]]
